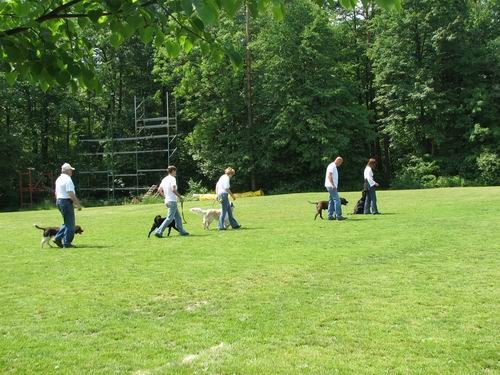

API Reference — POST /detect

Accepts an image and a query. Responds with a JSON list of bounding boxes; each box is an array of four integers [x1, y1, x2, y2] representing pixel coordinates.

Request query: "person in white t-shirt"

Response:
[[53, 162, 82, 248], [216, 167, 241, 230], [363, 158, 380, 214], [324, 156, 346, 220], [154, 165, 189, 237]]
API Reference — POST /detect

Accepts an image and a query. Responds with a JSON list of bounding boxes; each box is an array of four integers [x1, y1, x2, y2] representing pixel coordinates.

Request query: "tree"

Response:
[[155, 0, 370, 191], [370, 0, 499, 182], [0, 0, 401, 91]]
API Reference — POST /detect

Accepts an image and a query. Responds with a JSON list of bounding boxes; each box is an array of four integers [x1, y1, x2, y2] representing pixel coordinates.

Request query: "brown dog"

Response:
[[309, 198, 348, 220], [34, 224, 84, 248]]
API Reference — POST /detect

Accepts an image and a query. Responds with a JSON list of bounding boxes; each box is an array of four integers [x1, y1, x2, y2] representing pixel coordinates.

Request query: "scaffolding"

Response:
[[18, 168, 54, 208], [78, 93, 178, 200]]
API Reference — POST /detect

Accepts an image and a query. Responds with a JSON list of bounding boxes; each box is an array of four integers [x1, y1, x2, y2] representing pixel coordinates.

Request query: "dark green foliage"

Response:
[[0, 0, 498, 209], [371, 0, 500, 185], [0, 0, 402, 92], [155, 0, 371, 191]]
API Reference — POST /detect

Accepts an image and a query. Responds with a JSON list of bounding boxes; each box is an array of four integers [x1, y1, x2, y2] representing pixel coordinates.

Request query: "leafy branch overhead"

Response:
[[0, 0, 401, 91]]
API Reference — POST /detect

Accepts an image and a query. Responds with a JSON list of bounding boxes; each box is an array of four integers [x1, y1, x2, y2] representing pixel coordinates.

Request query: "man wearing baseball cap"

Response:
[[53, 163, 82, 248]]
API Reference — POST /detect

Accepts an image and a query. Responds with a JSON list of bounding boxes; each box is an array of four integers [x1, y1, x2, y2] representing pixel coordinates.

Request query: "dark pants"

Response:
[[54, 198, 75, 246], [363, 185, 379, 214]]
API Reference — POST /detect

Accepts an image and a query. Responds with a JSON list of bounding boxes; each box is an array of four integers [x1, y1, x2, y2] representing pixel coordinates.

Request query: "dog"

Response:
[[34, 224, 84, 248], [353, 191, 367, 214], [190, 203, 234, 230], [148, 215, 179, 238], [309, 198, 348, 220]]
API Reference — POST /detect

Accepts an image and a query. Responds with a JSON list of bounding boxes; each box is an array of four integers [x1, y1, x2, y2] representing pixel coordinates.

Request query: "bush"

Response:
[[184, 179, 210, 200], [433, 176, 466, 188], [391, 156, 468, 189], [476, 151, 500, 185], [392, 156, 440, 189], [267, 180, 316, 195]]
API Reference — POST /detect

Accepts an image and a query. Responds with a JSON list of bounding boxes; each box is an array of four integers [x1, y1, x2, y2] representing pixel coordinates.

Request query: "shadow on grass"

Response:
[[224, 226, 265, 231], [72, 244, 111, 249]]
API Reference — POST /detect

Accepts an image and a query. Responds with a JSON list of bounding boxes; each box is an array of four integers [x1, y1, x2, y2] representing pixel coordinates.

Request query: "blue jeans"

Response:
[[54, 198, 75, 246], [364, 185, 379, 214], [156, 201, 188, 235], [218, 193, 240, 229], [326, 187, 342, 219]]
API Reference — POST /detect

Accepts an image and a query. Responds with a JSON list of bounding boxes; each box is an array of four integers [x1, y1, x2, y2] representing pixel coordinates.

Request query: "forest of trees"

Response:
[[0, 0, 499, 209]]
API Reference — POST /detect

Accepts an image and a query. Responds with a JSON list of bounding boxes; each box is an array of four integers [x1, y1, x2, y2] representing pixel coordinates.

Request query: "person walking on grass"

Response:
[[363, 158, 380, 215], [53, 163, 82, 248], [216, 167, 241, 230], [324, 156, 346, 221], [154, 165, 189, 237]]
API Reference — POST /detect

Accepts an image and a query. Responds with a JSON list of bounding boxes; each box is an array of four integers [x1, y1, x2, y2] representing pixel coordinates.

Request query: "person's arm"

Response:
[[226, 187, 236, 200], [158, 185, 165, 197], [172, 185, 183, 201], [366, 168, 378, 187], [328, 171, 336, 191], [68, 191, 82, 210], [224, 175, 236, 200]]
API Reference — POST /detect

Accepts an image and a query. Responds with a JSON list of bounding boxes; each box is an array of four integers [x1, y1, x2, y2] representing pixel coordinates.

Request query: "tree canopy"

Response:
[[0, 0, 401, 91]]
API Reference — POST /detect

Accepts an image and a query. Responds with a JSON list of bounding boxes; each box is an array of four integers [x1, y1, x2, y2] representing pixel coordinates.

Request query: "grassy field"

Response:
[[0, 187, 499, 374]]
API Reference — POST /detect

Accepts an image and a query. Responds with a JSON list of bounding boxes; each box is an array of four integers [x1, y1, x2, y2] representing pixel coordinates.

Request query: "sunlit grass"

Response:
[[0, 187, 499, 374]]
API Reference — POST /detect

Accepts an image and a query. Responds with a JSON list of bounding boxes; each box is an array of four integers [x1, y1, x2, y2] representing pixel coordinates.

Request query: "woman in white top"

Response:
[[363, 158, 380, 214]]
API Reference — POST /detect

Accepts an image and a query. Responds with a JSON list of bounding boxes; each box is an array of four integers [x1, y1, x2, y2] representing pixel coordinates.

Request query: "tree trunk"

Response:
[[66, 113, 70, 154], [41, 95, 49, 163], [245, 1, 256, 191]]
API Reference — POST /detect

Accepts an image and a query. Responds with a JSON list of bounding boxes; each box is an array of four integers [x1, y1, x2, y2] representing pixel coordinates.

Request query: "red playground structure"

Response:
[[18, 168, 54, 208]]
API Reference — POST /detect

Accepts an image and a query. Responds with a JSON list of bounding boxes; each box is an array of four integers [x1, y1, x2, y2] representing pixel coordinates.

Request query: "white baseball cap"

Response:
[[61, 163, 75, 171]]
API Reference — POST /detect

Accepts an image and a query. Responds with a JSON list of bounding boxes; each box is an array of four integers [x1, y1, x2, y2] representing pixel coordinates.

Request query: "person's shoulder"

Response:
[[57, 174, 70, 182]]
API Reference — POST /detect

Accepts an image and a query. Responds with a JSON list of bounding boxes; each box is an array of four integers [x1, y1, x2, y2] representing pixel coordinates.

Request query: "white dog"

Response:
[[190, 203, 235, 230]]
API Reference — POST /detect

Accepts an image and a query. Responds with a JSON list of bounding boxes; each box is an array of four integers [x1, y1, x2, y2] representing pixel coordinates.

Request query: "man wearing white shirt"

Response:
[[363, 158, 380, 214], [324, 156, 346, 220], [155, 165, 189, 237], [216, 167, 241, 230], [53, 163, 82, 248]]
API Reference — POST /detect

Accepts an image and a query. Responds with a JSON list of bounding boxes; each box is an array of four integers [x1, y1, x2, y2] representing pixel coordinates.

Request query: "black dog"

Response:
[[147, 215, 179, 238], [353, 191, 367, 214], [309, 198, 348, 220]]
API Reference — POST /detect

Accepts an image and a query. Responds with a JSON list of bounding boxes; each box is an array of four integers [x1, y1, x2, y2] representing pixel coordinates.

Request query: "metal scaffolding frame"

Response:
[[78, 93, 178, 200], [18, 168, 54, 208]]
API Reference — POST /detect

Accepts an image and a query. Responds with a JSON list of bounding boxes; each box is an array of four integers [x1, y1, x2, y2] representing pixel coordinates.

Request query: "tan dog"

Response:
[[190, 203, 234, 230]]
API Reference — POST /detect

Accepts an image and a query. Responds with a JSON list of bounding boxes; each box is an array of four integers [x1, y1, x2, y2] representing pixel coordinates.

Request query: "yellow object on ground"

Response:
[[195, 190, 264, 201]]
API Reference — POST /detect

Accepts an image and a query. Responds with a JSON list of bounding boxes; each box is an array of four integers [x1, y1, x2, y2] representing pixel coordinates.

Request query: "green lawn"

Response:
[[0, 187, 499, 374]]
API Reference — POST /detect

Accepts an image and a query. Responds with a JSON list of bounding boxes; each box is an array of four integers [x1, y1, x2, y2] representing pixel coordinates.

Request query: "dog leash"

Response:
[[211, 196, 219, 207], [181, 200, 187, 224]]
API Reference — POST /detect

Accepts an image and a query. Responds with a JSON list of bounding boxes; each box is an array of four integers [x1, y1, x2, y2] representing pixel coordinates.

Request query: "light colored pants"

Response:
[[156, 201, 188, 235], [326, 187, 342, 219]]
